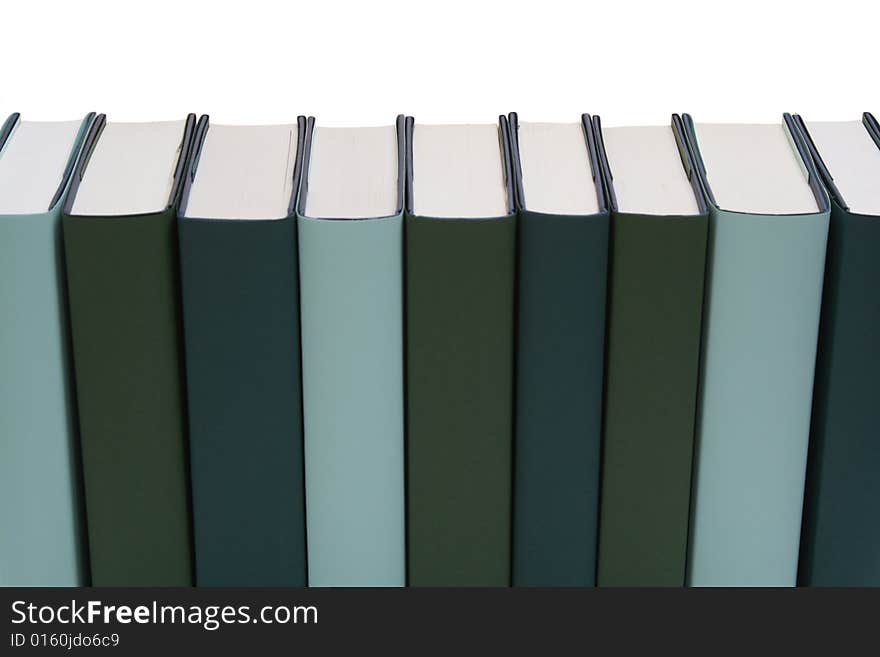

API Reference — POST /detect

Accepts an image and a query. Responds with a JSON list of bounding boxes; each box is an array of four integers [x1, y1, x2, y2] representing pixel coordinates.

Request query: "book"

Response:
[[296, 116, 406, 587], [0, 112, 94, 586], [177, 116, 307, 586], [507, 113, 608, 587], [593, 116, 709, 586], [681, 113, 830, 586], [62, 114, 198, 586], [405, 116, 516, 586], [792, 113, 880, 586]]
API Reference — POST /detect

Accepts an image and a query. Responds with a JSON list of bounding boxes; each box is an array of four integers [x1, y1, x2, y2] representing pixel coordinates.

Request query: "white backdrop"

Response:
[[2, 0, 876, 126]]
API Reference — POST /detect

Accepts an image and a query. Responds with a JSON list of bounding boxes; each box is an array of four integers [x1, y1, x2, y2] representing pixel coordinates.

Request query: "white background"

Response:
[[2, 0, 877, 126]]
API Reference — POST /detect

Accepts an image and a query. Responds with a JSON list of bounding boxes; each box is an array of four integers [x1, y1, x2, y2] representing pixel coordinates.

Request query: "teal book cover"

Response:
[[297, 117, 406, 587], [508, 113, 608, 587], [0, 112, 93, 586], [682, 113, 830, 586], [794, 113, 880, 586], [178, 116, 307, 586]]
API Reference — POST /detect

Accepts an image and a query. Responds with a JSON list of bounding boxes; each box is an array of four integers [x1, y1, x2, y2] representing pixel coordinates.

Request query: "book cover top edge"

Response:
[[592, 114, 709, 217], [506, 111, 609, 217], [792, 112, 880, 218], [0, 112, 96, 215], [680, 112, 830, 218], [63, 113, 198, 219], [178, 115, 308, 222], [296, 114, 406, 221], [404, 115, 516, 220]]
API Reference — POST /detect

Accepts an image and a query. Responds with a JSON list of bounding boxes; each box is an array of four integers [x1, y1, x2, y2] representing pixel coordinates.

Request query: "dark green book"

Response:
[[62, 115, 197, 586], [793, 113, 880, 586], [177, 116, 307, 586], [592, 116, 709, 586], [405, 116, 516, 586], [508, 114, 609, 586]]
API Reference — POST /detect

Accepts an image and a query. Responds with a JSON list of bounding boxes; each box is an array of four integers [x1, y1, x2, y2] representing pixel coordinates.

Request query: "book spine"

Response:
[[178, 216, 306, 586], [800, 204, 880, 586], [598, 212, 708, 586], [0, 207, 85, 586], [405, 214, 516, 586], [513, 210, 609, 586], [299, 214, 405, 587], [63, 209, 193, 586], [688, 208, 830, 586]]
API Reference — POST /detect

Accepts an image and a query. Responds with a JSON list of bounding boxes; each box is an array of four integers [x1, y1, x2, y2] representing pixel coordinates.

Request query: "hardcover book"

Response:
[[793, 113, 880, 587], [0, 112, 93, 585], [177, 116, 308, 586], [682, 113, 830, 587], [593, 115, 709, 586], [296, 116, 406, 587], [508, 113, 608, 587], [63, 115, 198, 586], [405, 116, 516, 586]]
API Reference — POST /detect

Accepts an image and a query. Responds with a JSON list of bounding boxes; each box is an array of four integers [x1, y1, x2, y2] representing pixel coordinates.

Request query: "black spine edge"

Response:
[[63, 113, 107, 215], [783, 112, 829, 213], [404, 116, 414, 215], [679, 113, 718, 209], [791, 113, 847, 209], [293, 116, 315, 216], [0, 112, 21, 154], [177, 114, 210, 218], [394, 114, 406, 215], [591, 115, 618, 213], [48, 112, 97, 211], [582, 113, 609, 214], [287, 116, 308, 217], [167, 113, 198, 210], [498, 114, 515, 216], [287, 115, 315, 217], [862, 112, 880, 150], [507, 112, 526, 211], [672, 114, 709, 214]]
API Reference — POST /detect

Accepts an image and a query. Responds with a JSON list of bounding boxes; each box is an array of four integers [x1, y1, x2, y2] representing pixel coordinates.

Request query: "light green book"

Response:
[[296, 117, 406, 587], [682, 114, 830, 586], [0, 112, 94, 586]]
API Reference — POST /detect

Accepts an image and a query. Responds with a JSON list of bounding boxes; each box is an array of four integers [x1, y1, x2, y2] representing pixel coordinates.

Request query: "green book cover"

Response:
[[62, 114, 198, 586], [405, 116, 515, 586], [593, 116, 709, 586]]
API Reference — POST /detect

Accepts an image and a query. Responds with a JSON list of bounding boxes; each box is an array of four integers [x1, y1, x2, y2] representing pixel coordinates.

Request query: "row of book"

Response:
[[0, 111, 877, 587]]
